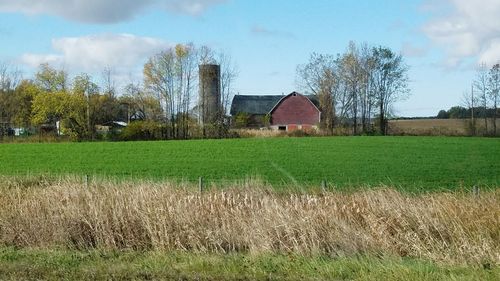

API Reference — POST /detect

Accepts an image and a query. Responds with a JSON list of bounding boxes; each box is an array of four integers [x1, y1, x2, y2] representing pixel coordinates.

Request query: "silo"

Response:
[[199, 64, 221, 124]]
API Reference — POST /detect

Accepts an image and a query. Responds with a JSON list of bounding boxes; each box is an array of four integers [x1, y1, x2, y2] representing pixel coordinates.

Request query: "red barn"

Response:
[[230, 92, 320, 131], [270, 92, 320, 131]]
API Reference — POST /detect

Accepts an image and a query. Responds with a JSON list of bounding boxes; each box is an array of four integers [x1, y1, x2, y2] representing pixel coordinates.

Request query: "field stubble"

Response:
[[0, 177, 498, 267]]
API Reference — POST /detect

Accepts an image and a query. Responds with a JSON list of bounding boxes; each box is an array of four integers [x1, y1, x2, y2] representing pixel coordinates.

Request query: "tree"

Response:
[[35, 63, 68, 92], [101, 67, 116, 97], [0, 62, 20, 91], [462, 88, 478, 136], [73, 73, 99, 139], [340, 42, 366, 134], [437, 110, 449, 119], [297, 43, 409, 135], [447, 106, 468, 119], [144, 44, 197, 139], [371, 46, 410, 135], [488, 63, 499, 135], [296, 53, 338, 132], [12, 80, 42, 128], [474, 63, 489, 135], [0, 62, 21, 138], [31, 91, 86, 139], [218, 52, 238, 116], [122, 82, 163, 122]]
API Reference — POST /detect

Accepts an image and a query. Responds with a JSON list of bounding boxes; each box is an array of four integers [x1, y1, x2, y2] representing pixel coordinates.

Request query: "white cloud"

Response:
[[251, 25, 295, 39], [479, 39, 500, 65], [422, 0, 500, 67], [20, 34, 170, 78], [0, 0, 226, 23], [401, 42, 427, 58]]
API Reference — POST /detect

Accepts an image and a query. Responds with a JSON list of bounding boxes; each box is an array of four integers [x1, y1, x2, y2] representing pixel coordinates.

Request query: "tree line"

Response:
[[0, 44, 237, 141], [296, 41, 410, 135], [436, 63, 500, 136], [460, 63, 500, 136]]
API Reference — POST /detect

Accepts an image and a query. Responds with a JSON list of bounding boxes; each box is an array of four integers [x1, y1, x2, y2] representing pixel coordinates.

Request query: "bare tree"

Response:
[[0, 62, 22, 138], [359, 43, 377, 133], [101, 67, 116, 97], [462, 87, 478, 136], [218, 52, 238, 116], [474, 63, 489, 135], [0, 62, 21, 92], [298, 43, 409, 135], [340, 42, 363, 134], [488, 63, 499, 135], [198, 45, 217, 65]]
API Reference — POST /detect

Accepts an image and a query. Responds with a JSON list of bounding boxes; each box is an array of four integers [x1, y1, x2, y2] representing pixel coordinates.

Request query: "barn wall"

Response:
[[271, 94, 320, 126]]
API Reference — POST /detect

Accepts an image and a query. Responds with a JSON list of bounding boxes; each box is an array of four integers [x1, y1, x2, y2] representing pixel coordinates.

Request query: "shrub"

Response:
[[120, 121, 166, 141]]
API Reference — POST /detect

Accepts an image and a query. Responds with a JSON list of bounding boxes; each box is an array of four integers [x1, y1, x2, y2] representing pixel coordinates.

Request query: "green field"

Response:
[[0, 136, 499, 190]]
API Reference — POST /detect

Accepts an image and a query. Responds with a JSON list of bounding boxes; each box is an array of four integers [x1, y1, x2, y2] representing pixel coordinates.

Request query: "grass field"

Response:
[[0, 136, 499, 190]]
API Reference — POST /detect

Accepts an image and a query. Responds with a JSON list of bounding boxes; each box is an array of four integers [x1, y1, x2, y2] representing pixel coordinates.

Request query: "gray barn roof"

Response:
[[230, 95, 283, 115], [230, 93, 319, 116]]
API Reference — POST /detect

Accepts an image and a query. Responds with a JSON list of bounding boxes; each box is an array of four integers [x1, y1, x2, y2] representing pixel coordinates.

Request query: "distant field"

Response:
[[388, 118, 500, 136], [0, 137, 499, 190]]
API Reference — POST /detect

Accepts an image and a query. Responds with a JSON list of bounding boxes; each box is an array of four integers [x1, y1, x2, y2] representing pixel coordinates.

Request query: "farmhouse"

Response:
[[230, 92, 320, 131]]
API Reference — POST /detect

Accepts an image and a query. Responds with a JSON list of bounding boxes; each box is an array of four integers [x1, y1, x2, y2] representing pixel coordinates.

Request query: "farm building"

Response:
[[230, 92, 320, 131]]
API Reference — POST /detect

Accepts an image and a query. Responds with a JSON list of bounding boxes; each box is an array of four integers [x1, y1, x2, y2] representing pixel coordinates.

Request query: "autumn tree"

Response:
[[73, 73, 99, 139], [144, 44, 198, 139], [12, 80, 42, 128], [31, 91, 86, 139], [296, 53, 338, 132], [35, 63, 68, 92]]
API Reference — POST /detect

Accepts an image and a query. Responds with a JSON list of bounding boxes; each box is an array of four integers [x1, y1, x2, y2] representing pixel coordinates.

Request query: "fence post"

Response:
[[199, 177, 204, 193], [472, 185, 479, 197], [321, 180, 327, 193], [84, 174, 89, 188]]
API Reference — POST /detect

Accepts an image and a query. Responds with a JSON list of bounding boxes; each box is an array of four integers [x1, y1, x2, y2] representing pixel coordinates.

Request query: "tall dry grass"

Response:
[[0, 177, 498, 266]]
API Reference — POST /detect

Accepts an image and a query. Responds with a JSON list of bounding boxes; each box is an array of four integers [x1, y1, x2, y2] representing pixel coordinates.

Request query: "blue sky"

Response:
[[1, 0, 499, 116]]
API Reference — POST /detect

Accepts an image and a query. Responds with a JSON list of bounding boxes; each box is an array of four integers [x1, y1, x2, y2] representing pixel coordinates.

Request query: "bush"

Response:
[[234, 112, 250, 128], [120, 121, 167, 141]]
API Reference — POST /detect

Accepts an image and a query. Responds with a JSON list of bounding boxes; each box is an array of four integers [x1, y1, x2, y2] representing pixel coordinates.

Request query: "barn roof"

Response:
[[230, 95, 283, 115], [230, 93, 319, 116], [269, 92, 321, 114]]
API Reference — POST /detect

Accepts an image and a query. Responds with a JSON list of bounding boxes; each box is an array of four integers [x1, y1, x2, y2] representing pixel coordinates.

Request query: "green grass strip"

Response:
[[0, 247, 497, 281]]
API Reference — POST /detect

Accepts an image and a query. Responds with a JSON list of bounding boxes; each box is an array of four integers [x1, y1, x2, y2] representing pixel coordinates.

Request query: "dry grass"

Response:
[[0, 177, 498, 267], [388, 119, 469, 136], [232, 129, 289, 138]]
